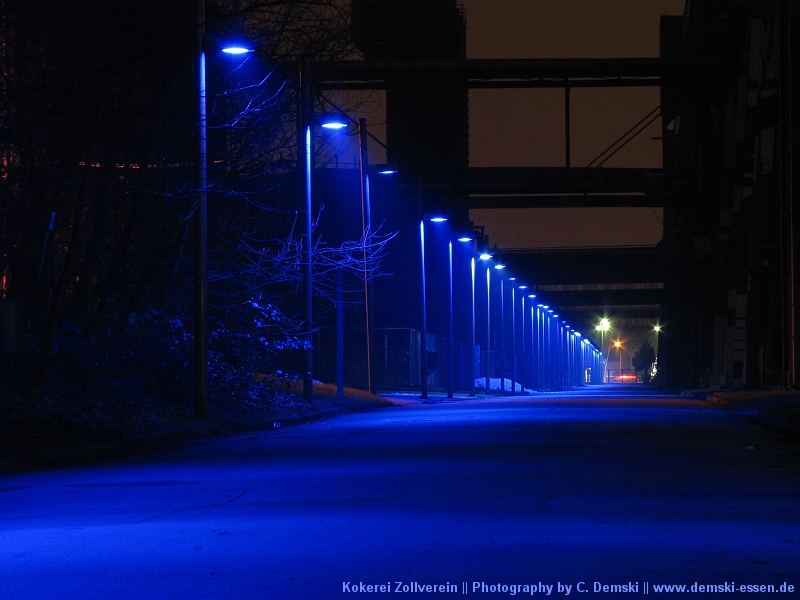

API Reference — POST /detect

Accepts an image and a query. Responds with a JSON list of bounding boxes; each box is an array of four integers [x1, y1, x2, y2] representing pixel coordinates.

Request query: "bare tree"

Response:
[[0, 0, 391, 408]]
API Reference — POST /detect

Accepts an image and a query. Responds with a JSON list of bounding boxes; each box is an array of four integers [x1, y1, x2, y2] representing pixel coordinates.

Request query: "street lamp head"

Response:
[[528, 293, 536, 298], [319, 116, 349, 130], [221, 45, 254, 55], [653, 324, 662, 333], [429, 216, 447, 223], [596, 317, 611, 333], [457, 236, 473, 243], [518, 285, 527, 289], [613, 339, 623, 349], [494, 264, 506, 270], [376, 164, 399, 175], [508, 276, 517, 281], [479, 253, 492, 261]]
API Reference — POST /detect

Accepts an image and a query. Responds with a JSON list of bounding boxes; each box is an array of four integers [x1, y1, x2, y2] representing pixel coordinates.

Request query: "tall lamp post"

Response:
[[613, 339, 623, 380], [551, 313, 561, 389], [595, 317, 610, 351], [297, 60, 316, 404], [542, 305, 555, 388], [447, 240, 454, 399], [651, 323, 662, 380], [652, 324, 662, 357], [564, 324, 571, 388], [419, 220, 428, 399], [195, 1, 252, 417], [295, 96, 358, 405], [595, 317, 611, 383], [481, 254, 492, 393], [456, 235, 477, 396], [320, 113, 391, 394], [419, 215, 447, 399], [196, 15, 209, 418], [514, 285, 528, 392], [469, 252, 477, 396], [533, 304, 541, 391], [496, 265, 507, 394], [510, 283, 516, 393]]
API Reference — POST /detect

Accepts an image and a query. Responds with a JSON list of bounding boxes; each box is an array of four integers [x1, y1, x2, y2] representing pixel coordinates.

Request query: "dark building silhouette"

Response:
[[352, 0, 468, 178], [344, 1, 473, 390], [659, 0, 798, 387]]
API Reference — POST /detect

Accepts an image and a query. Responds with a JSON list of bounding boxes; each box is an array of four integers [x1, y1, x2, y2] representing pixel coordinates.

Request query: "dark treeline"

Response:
[[0, 0, 382, 422]]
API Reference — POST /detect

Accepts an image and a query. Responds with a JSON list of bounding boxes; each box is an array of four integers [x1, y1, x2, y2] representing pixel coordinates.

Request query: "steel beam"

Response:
[[313, 57, 701, 90]]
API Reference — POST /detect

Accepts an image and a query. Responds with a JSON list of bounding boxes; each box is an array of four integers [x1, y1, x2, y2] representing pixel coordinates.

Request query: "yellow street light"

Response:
[[596, 317, 612, 382], [612, 339, 623, 380], [652, 323, 662, 364]]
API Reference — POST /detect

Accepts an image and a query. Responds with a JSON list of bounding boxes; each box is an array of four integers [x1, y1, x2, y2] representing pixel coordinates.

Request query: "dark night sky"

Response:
[[332, 0, 686, 249]]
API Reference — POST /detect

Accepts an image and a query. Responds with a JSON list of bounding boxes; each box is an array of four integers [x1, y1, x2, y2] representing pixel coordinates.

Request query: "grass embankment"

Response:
[[0, 377, 393, 473]]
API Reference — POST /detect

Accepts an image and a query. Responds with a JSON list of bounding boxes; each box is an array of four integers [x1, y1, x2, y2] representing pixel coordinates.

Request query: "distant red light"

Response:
[[614, 374, 638, 382]]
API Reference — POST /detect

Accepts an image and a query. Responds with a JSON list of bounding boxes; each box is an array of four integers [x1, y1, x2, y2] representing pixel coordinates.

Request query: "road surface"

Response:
[[1, 386, 799, 598]]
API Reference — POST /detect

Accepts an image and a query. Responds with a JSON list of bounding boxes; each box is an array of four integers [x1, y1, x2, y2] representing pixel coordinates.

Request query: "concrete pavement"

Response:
[[1, 386, 798, 598]]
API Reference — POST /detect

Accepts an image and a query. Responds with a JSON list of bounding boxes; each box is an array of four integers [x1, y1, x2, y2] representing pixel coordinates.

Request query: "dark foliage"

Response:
[[632, 339, 657, 383], [0, 0, 387, 430]]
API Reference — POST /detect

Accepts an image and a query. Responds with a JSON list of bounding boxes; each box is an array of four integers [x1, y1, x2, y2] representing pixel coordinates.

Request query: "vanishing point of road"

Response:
[[1, 386, 798, 598]]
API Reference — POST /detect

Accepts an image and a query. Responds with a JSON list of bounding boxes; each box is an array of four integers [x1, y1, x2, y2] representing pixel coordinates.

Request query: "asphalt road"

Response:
[[1, 386, 799, 599]]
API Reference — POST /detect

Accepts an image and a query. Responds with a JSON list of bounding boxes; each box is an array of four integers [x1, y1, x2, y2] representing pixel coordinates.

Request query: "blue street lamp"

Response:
[[522, 294, 536, 389], [499, 275, 506, 395], [319, 120, 348, 130], [536, 304, 544, 390], [457, 235, 477, 396], [220, 45, 254, 55], [484, 260, 492, 393], [419, 216, 447, 399], [448, 240, 454, 399], [471, 254, 477, 396], [297, 60, 314, 403], [511, 285, 517, 393], [519, 291, 526, 390], [319, 115, 385, 394], [195, 3, 253, 417], [496, 265, 507, 395], [546, 310, 555, 389]]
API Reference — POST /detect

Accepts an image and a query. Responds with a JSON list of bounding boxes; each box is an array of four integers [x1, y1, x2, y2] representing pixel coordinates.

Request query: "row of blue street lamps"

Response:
[[313, 105, 604, 398], [193, 29, 603, 414], [418, 216, 604, 399]]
